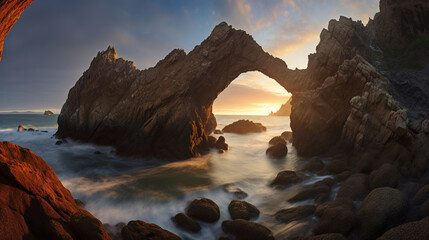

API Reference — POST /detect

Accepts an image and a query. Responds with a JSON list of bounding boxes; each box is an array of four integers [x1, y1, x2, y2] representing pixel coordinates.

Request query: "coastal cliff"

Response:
[[269, 97, 292, 116]]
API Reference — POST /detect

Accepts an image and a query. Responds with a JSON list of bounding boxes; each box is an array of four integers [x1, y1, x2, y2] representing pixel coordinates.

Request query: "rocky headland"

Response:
[[269, 97, 292, 116]]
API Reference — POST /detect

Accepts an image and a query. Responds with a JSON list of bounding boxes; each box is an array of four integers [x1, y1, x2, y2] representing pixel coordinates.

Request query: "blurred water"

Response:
[[0, 114, 325, 239]]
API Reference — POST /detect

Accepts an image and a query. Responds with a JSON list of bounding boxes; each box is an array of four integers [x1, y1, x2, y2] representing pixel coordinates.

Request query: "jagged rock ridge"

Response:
[[269, 96, 292, 116]]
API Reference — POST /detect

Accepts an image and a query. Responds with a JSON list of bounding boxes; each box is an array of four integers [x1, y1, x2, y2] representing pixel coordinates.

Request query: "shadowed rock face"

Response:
[[56, 22, 299, 159], [0, 141, 111, 239], [0, 0, 34, 61], [57, 0, 429, 163]]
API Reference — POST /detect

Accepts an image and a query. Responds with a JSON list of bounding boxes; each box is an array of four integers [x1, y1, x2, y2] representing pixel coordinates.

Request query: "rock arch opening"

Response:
[[212, 71, 291, 116]]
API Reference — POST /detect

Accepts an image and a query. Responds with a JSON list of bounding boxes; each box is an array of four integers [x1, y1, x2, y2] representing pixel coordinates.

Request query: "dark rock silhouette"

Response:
[[0, 0, 34, 62], [44, 110, 54, 115], [122, 220, 181, 240], [0, 141, 111, 239], [222, 119, 267, 134], [269, 96, 292, 116]]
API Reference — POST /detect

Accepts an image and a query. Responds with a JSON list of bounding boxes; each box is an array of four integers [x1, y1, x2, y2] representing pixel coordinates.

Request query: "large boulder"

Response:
[[325, 159, 350, 174], [356, 187, 408, 240], [268, 136, 287, 146], [0, 141, 111, 239], [186, 198, 220, 223], [266, 142, 288, 158], [312, 206, 355, 236], [288, 178, 334, 203], [302, 157, 325, 173], [122, 220, 181, 240], [228, 200, 260, 220], [222, 219, 274, 240], [368, 163, 400, 189], [222, 120, 267, 134], [377, 217, 429, 240]]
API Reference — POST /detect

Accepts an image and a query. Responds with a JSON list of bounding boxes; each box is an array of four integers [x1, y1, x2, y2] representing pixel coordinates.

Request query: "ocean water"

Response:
[[0, 114, 332, 239]]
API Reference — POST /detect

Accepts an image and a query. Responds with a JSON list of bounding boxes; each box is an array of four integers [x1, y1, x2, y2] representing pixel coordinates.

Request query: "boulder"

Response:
[[228, 200, 260, 220], [288, 178, 334, 203], [122, 220, 181, 240], [186, 198, 220, 223], [368, 163, 400, 189], [312, 206, 355, 236], [172, 213, 201, 233], [325, 159, 350, 174], [413, 184, 429, 205], [377, 217, 429, 240], [270, 170, 302, 188], [302, 157, 325, 172], [104, 222, 126, 240], [266, 142, 288, 158], [334, 171, 351, 182], [281, 131, 293, 142], [315, 198, 354, 218], [0, 141, 110, 239], [215, 136, 229, 151], [397, 182, 421, 200], [336, 173, 368, 200], [222, 120, 267, 134], [275, 205, 316, 223], [268, 136, 287, 146], [356, 187, 408, 240], [222, 219, 274, 240]]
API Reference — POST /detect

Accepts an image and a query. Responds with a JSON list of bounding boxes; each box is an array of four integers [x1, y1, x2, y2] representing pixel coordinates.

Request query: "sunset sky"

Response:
[[0, 0, 378, 115]]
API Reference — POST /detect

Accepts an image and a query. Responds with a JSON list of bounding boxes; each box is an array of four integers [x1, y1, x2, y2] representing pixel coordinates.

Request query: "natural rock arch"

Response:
[[56, 22, 303, 159]]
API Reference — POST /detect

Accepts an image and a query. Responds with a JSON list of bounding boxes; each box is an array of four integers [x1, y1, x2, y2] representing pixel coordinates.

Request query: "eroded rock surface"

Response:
[[0, 141, 111, 239]]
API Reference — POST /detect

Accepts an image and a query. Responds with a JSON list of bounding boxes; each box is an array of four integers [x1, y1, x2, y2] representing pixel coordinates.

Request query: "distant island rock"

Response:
[[44, 110, 54, 115], [222, 120, 267, 134], [269, 97, 292, 116]]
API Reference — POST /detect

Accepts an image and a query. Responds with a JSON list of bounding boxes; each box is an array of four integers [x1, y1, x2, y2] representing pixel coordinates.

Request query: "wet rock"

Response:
[[336, 173, 368, 200], [377, 217, 429, 240], [302, 157, 325, 173], [186, 198, 220, 223], [413, 184, 429, 205], [313, 206, 355, 236], [0, 141, 110, 239], [122, 220, 181, 240], [214, 129, 223, 134], [368, 163, 400, 189], [275, 205, 316, 223], [356, 187, 408, 240], [104, 222, 125, 240], [268, 136, 287, 146], [325, 159, 350, 174], [215, 136, 229, 151], [17, 125, 27, 132], [311, 234, 347, 240], [222, 120, 267, 134], [270, 170, 302, 188], [94, 151, 102, 155], [266, 143, 288, 158], [315, 198, 354, 218], [172, 213, 201, 233], [222, 219, 274, 240], [288, 178, 334, 203], [281, 131, 293, 142], [223, 185, 248, 199], [397, 182, 421, 200], [228, 200, 260, 220], [334, 171, 351, 182], [56, 140, 64, 145]]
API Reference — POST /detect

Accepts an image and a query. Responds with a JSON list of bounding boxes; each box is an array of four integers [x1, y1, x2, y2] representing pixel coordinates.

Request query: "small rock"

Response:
[[275, 205, 316, 223], [270, 170, 302, 188], [222, 120, 267, 134], [56, 140, 63, 145], [17, 125, 27, 132], [94, 151, 102, 155], [186, 198, 220, 223], [266, 143, 288, 158], [302, 157, 325, 172], [223, 185, 248, 199], [288, 179, 333, 203], [172, 213, 201, 233], [122, 220, 181, 240], [216, 136, 229, 151], [334, 171, 351, 182], [268, 136, 287, 146], [228, 200, 260, 220], [281, 131, 293, 142], [315, 198, 354, 218], [222, 219, 274, 240], [214, 129, 223, 134]]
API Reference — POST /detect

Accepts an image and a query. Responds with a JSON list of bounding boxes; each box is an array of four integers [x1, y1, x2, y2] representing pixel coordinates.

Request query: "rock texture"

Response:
[[122, 220, 181, 240], [0, 141, 111, 239], [269, 96, 292, 116], [0, 0, 33, 61]]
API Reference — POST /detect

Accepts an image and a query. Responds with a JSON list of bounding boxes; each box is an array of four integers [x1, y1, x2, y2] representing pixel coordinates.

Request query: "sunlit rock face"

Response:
[[0, 0, 34, 62], [56, 22, 298, 159], [0, 141, 111, 239]]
